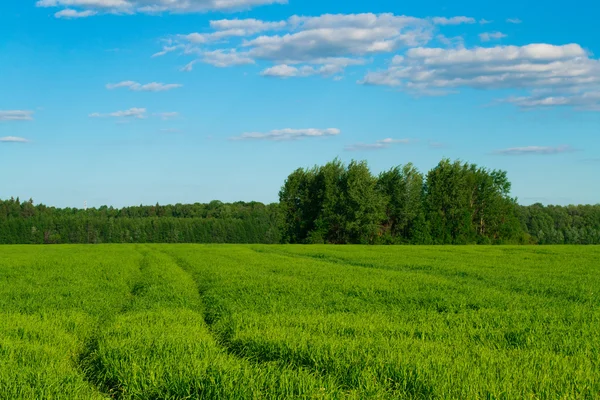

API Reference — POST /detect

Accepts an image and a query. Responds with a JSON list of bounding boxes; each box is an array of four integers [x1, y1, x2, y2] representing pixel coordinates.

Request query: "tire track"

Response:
[[77, 245, 150, 399], [156, 246, 422, 397]]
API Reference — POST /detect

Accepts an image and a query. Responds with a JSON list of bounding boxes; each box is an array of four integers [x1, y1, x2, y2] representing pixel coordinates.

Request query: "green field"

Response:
[[1, 245, 599, 399]]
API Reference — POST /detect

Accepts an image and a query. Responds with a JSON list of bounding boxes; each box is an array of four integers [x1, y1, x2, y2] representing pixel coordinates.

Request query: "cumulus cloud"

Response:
[[260, 64, 301, 77], [178, 33, 211, 44], [261, 58, 365, 78], [505, 91, 600, 111], [178, 20, 285, 44], [406, 43, 584, 66], [245, 14, 433, 64], [0, 110, 34, 121], [432, 16, 476, 25], [201, 49, 255, 67], [169, 13, 436, 77], [155, 43, 254, 68], [507, 18, 522, 24], [157, 12, 557, 89], [106, 81, 182, 91], [345, 138, 411, 151], [0, 136, 30, 143], [494, 145, 575, 155], [360, 43, 600, 110], [54, 8, 97, 17], [89, 107, 147, 119], [479, 31, 507, 42], [37, 0, 129, 7], [36, 0, 287, 16], [232, 128, 341, 141], [211, 18, 286, 32]]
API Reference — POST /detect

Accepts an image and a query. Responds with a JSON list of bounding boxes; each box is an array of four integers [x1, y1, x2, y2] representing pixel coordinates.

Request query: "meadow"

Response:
[[0, 245, 598, 399]]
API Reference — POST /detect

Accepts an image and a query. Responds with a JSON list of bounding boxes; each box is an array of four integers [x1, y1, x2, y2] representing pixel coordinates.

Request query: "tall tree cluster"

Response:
[[280, 158, 524, 244]]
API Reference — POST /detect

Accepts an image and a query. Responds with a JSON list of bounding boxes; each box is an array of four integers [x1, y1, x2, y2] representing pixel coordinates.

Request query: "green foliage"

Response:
[[425, 159, 522, 244], [518, 203, 600, 244], [280, 158, 527, 244], [377, 163, 428, 243], [279, 159, 386, 244], [0, 199, 282, 245], [2, 244, 598, 398]]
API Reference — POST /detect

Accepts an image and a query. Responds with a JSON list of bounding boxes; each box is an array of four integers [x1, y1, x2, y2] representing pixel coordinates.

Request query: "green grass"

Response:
[[1, 245, 599, 399]]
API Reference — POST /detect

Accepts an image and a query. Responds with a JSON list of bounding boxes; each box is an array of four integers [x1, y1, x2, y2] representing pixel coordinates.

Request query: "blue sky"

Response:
[[1, 0, 599, 208]]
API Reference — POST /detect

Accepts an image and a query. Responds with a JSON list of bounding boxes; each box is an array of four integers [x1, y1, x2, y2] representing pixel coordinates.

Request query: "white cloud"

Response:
[[211, 18, 286, 32], [360, 43, 600, 110], [404, 43, 586, 64], [232, 128, 341, 141], [245, 14, 432, 64], [260, 64, 300, 77], [432, 16, 476, 25], [152, 45, 183, 57], [37, 0, 129, 7], [178, 20, 286, 44], [201, 49, 255, 67], [507, 18, 522, 24], [167, 13, 437, 75], [89, 107, 147, 119], [436, 34, 465, 48], [0, 110, 34, 121], [0, 136, 30, 143], [154, 112, 179, 120], [479, 31, 507, 42], [36, 0, 287, 15], [479, 19, 493, 25], [378, 138, 411, 144], [261, 58, 365, 78], [54, 8, 97, 17], [260, 64, 328, 77], [345, 138, 411, 151], [170, 13, 427, 77], [287, 13, 423, 30], [494, 145, 575, 155], [106, 81, 182, 91], [89, 109, 179, 119], [180, 61, 197, 72], [159, 12, 526, 82], [506, 91, 600, 111]]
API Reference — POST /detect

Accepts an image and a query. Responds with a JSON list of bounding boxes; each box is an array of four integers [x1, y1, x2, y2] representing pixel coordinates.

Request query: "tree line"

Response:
[[1, 158, 599, 244], [0, 200, 282, 244]]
